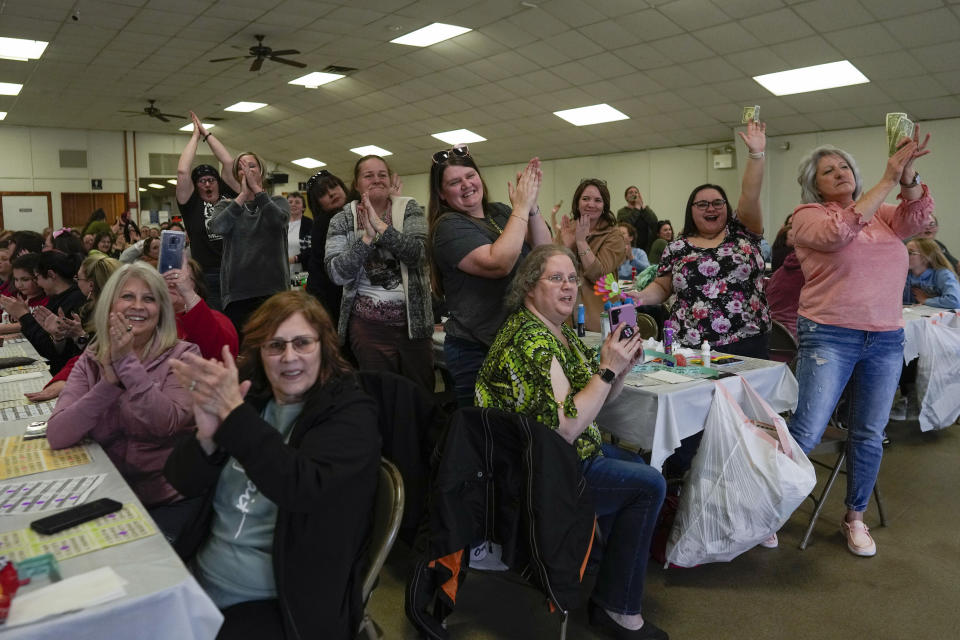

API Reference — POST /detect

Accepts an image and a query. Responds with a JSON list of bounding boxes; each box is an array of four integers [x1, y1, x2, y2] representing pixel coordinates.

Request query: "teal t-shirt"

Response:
[[194, 400, 303, 608]]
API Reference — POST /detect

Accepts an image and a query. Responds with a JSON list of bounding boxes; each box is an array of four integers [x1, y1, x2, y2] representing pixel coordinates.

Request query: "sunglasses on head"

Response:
[[305, 169, 333, 192], [432, 144, 471, 165]]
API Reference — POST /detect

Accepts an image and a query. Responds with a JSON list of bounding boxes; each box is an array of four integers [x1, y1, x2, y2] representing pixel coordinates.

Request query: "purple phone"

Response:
[[609, 303, 637, 340]]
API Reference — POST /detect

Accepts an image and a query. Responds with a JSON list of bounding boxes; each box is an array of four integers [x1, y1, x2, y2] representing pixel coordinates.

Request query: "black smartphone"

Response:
[[30, 498, 123, 535], [158, 230, 186, 274]]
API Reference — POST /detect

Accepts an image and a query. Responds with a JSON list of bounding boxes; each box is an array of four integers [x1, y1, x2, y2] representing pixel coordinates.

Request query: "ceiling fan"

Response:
[[209, 34, 307, 72], [119, 100, 223, 124]]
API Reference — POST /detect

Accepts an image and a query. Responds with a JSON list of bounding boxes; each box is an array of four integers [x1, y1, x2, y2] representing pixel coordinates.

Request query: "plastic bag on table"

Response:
[[914, 313, 960, 432], [665, 378, 816, 568]]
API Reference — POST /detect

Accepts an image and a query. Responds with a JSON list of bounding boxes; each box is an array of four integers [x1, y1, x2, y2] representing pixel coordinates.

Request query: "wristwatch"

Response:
[[598, 368, 616, 384], [901, 172, 920, 187]]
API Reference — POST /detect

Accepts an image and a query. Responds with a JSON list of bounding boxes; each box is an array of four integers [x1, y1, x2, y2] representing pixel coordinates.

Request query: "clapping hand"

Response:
[[170, 346, 252, 445], [507, 157, 542, 214], [107, 311, 135, 361], [390, 173, 403, 195], [0, 295, 29, 323], [558, 215, 577, 249], [33, 306, 64, 340], [356, 196, 378, 244], [58, 309, 85, 340]]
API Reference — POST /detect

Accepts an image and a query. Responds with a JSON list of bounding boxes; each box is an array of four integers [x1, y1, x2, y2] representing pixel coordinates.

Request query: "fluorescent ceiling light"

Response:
[[0, 37, 48, 61], [431, 129, 486, 145], [554, 103, 629, 126], [224, 101, 267, 112], [0, 83, 23, 96], [166, 179, 177, 185], [0, 112, 6, 121], [179, 122, 216, 132], [350, 145, 392, 157], [753, 60, 869, 96], [390, 23, 471, 47], [291, 157, 326, 169], [138, 187, 147, 192], [289, 72, 344, 88], [148, 183, 166, 189]]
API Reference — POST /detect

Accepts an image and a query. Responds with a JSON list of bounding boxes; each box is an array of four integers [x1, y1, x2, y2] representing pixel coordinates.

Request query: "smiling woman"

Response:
[[45, 262, 202, 547], [324, 155, 435, 390], [556, 178, 628, 331]]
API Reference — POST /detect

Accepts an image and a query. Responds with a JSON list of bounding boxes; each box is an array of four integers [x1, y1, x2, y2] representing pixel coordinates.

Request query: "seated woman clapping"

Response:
[[904, 237, 960, 309], [164, 291, 380, 640], [476, 244, 668, 640], [46, 262, 202, 544]]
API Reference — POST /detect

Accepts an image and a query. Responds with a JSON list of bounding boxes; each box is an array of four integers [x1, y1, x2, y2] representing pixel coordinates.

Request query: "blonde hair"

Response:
[[90, 262, 178, 361], [909, 237, 956, 274], [233, 151, 266, 189]]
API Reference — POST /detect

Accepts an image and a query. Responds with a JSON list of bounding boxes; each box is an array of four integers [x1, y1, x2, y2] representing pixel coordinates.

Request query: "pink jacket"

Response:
[[47, 340, 200, 507], [792, 185, 933, 332]]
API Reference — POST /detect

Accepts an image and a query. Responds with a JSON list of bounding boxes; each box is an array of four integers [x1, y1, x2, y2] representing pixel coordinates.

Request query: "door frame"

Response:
[[0, 192, 54, 230]]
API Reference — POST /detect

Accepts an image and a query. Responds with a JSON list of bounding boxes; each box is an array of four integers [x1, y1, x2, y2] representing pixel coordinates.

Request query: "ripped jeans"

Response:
[[787, 316, 904, 512]]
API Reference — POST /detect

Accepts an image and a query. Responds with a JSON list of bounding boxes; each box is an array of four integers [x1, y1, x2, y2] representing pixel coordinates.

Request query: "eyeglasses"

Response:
[[908, 250, 923, 256], [432, 144, 470, 165], [196, 176, 218, 185], [541, 273, 580, 285], [692, 199, 727, 211], [261, 335, 320, 357]]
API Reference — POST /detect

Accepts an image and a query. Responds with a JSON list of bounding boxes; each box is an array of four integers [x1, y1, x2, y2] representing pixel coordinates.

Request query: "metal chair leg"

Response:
[[558, 610, 568, 640], [800, 451, 846, 550], [873, 479, 888, 527]]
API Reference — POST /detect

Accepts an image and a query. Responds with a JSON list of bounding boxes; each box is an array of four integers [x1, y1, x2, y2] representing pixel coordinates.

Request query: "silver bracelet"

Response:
[[748, 151, 765, 159]]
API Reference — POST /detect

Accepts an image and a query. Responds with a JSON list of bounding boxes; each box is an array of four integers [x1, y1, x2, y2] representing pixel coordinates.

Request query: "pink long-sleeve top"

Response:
[[792, 184, 934, 332], [46, 340, 200, 507]]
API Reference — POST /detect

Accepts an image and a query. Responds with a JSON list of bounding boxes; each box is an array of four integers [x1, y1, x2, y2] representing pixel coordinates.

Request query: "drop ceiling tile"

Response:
[[769, 36, 843, 68], [681, 57, 745, 84], [640, 91, 695, 112], [912, 41, 960, 74], [527, 86, 596, 111], [792, 0, 874, 32], [544, 29, 606, 60], [712, 77, 771, 103], [577, 20, 641, 50], [575, 78, 631, 102], [659, 0, 731, 31], [645, 65, 705, 90], [903, 96, 960, 120], [822, 22, 900, 58], [540, 0, 606, 28], [552, 61, 599, 86], [690, 22, 763, 55], [701, 101, 751, 123], [854, 51, 925, 81], [510, 6, 571, 37], [516, 41, 573, 68], [863, 0, 945, 20], [614, 9, 685, 42], [582, 0, 646, 19], [614, 43, 674, 71], [445, 31, 510, 59], [762, 113, 819, 134], [649, 34, 717, 64], [827, 83, 893, 108], [740, 8, 815, 45], [576, 52, 638, 80], [880, 76, 948, 102], [717, 0, 789, 20], [885, 8, 960, 47]]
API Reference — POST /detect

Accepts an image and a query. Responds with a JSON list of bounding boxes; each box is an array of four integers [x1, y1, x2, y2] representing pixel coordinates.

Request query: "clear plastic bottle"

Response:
[[600, 302, 612, 341], [701, 340, 711, 367]]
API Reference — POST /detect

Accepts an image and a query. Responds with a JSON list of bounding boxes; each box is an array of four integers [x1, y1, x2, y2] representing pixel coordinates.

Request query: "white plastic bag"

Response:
[[912, 313, 960, 432], [665, 378, 816, 567]]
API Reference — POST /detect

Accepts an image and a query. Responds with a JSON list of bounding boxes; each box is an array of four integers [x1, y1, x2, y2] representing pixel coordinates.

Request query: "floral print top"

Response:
[[656, 218, 770, 348]]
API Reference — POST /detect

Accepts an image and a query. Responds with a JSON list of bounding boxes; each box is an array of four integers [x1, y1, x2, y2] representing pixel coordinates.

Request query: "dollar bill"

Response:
[[886, 112, 914, 156], [741, 105, 760, 124]]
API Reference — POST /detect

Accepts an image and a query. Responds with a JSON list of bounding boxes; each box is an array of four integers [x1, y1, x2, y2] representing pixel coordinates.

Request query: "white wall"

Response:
[[0, 125, 313, 228], [0, 119, 954, 246]]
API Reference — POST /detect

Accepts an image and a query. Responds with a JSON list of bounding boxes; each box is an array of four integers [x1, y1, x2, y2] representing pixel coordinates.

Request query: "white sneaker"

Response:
[[758, 533, 779, 548], [841, 520, 876, 557]]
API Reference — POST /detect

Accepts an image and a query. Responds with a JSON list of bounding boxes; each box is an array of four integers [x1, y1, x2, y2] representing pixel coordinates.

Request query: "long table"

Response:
[[0, 339, 222, 639], [432, 329, 799, 471]]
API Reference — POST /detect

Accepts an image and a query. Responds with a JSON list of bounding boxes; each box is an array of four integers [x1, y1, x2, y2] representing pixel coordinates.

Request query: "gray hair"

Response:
[[504, 244, 578, 311], [797, 145, 863, 204]]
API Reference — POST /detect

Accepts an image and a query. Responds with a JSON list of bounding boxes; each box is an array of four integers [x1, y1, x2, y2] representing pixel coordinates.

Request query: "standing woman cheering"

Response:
[[325, 156, 434, 390], [788, 130, 933, 557], [305, 171, 349, 323], [427, 147, 552, 406], [210, 152, 290, 333]]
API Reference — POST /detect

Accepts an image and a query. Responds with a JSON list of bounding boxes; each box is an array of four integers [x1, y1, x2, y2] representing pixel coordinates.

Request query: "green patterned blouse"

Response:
[[475, 307, 604, 461]]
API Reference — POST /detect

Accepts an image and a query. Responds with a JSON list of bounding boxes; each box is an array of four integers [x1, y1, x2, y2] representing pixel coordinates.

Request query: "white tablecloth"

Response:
[[597, 356, 799, 471], [0, 340, 222, 639]]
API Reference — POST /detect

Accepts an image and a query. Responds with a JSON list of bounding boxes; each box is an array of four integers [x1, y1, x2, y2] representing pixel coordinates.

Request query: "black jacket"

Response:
[[18, 285, 86, 375], [164, 375, 381, 640], [406, 407, 595, 639]]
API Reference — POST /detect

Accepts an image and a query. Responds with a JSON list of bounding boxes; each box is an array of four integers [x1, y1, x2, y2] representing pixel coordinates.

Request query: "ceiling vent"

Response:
[[322, 65, 357, 74]]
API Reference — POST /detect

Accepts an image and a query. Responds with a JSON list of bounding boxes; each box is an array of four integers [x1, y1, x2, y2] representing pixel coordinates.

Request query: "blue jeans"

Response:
[[580, 444, 666, 616], [443, 335, 489, 407], [788, 316, 903, 511]]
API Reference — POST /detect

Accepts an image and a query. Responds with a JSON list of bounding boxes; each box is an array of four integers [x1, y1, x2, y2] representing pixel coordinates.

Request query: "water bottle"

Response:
[[600, 302, 612, 341], [576, 304, 586, 337], [701, 340, 711, 367]]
